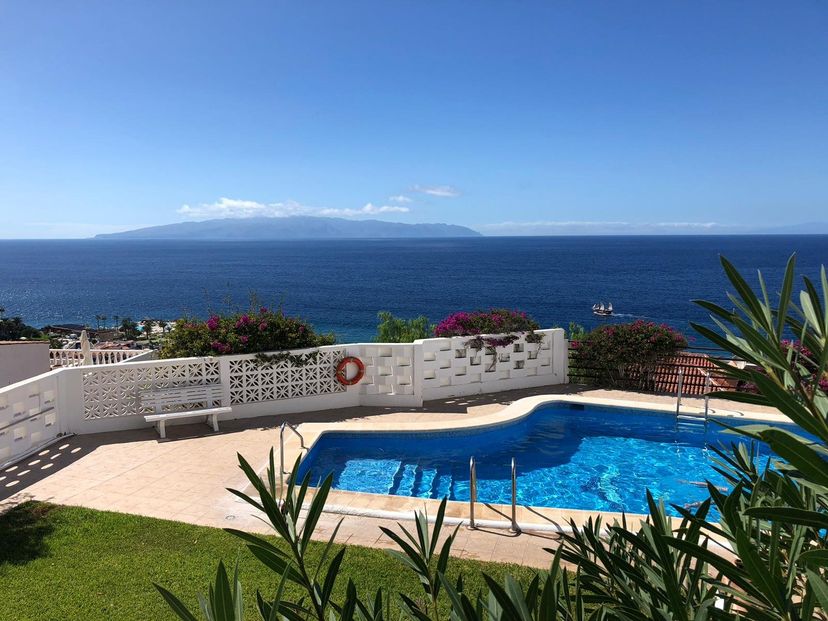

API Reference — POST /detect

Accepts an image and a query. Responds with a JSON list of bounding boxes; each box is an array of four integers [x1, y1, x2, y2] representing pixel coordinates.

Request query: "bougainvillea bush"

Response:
[[569, 320, 688, 388], [159, 307, 335, 359], [433, 309, 541, 348]]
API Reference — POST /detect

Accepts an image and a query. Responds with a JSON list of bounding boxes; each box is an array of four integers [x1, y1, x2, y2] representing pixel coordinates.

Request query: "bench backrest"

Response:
[[139, 384, 223, 411]]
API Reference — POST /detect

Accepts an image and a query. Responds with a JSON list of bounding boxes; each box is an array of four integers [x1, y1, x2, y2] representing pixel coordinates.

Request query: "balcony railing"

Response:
[[49, 348, 155, 368]]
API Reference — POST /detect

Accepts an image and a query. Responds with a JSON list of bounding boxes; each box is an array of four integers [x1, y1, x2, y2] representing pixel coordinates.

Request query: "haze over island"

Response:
[[94, 216, 828, 240]]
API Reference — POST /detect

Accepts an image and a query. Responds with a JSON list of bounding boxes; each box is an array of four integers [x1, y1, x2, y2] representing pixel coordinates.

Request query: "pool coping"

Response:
[[280, 394, 790, 533]]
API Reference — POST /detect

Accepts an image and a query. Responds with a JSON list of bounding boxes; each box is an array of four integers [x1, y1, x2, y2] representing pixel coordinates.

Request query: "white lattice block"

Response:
[[226, 348, 345, 406], [421, 339, 451, 353], [83, 358, 222, 419], [420, 359, 444, 371]]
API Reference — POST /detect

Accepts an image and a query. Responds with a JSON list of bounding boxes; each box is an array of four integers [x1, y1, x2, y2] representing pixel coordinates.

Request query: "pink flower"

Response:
[[240, 335, 249, 344], [235, 314, 252, 329], [259, 321, 267, 331], [206, 316, 220, 331]]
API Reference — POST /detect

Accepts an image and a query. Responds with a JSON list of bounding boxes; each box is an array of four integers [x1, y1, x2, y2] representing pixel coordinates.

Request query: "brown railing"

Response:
[[568, 347, 745, 396]]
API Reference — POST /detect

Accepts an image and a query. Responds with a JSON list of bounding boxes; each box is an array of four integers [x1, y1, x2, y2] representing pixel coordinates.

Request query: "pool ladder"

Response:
[[468, 456, 520, 533], [279, 421, 306, 501], [674, 369, 711, 433]]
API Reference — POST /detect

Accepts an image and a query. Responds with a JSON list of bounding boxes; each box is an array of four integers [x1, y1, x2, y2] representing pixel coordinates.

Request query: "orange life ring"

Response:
[[335, 356, 365, 386]]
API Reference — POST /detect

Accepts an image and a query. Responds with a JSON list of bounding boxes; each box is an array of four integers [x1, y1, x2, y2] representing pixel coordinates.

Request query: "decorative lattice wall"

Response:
[[227, 348, 346, 405], [82, 359, 221, 419], [420, 330, 561, 400], [352, 344, 415, 397], [71, 330, 566, 427]]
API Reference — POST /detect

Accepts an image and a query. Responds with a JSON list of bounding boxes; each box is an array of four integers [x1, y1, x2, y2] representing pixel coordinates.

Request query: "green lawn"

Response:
[[0, 502, 540, 620]]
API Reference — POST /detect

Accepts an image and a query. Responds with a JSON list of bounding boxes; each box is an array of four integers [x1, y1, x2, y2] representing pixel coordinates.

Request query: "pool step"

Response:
[[676, 412, 708, 434], [391, 464, 457, 500], [430, 470, 454, 500], [389, 463, 418, 496], [413, 467, 437, 498]]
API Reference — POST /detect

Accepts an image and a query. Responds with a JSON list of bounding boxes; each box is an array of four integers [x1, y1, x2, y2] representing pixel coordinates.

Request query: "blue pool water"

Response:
[[295, 403, 786, 516]]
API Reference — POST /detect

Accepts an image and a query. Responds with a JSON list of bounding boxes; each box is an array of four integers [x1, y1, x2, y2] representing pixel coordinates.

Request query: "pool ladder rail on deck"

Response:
[[279, 421, 307, 501], [468, 455, 520, 534], [674, 369, 712, 434]]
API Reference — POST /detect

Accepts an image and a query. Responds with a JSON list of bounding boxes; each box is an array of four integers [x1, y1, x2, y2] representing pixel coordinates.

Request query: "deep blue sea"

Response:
[[0, 236, 825, 344]]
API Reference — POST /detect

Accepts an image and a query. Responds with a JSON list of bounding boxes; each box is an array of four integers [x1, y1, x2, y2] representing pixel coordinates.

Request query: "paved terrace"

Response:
[[1, 385, 780, 568]]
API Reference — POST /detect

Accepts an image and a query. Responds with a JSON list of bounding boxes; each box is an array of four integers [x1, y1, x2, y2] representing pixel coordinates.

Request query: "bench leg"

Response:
[[208, 413, 219, 433], [158, 420, 166, 439]]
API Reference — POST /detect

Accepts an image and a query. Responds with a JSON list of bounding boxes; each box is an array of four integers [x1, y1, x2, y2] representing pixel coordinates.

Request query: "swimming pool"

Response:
[[295, 402, 786, 516]]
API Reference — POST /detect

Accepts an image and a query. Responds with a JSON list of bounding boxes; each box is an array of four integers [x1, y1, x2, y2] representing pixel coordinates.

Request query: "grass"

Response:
[[0, 502, 540, 620]]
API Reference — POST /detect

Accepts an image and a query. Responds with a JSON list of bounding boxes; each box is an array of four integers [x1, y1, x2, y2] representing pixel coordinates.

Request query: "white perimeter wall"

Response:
[[0, 341, 50, 388], [0, 329, 567, 466]]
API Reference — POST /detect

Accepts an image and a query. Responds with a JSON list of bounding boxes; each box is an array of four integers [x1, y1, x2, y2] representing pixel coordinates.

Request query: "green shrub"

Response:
[[159, 306, 334, 359], [567, 321, 587, 340], [374, 311, 434, 343], [0, 316, 45, 341]]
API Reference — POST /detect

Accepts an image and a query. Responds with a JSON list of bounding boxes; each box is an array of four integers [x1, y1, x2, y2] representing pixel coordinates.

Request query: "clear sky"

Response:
[[1, 2, 827, 238]]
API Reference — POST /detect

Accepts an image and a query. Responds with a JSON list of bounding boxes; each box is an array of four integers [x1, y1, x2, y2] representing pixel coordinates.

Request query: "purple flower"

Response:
[[206, 316, 220, 331]]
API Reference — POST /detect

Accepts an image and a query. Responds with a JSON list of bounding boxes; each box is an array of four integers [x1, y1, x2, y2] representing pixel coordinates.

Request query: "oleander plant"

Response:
[[158, 256, 828, 620]]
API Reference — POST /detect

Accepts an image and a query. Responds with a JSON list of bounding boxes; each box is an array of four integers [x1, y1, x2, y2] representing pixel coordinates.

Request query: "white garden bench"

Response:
[[140, 385, 230, 439]]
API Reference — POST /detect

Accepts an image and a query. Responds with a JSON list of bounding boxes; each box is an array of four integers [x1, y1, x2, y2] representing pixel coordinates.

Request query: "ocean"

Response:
[[0, 236, 825, 344]]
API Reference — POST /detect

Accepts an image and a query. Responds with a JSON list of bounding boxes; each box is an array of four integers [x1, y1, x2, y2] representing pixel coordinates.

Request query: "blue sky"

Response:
[[1, 2, 827, 238]]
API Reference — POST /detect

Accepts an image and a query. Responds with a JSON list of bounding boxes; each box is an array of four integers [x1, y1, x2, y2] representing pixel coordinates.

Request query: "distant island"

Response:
[[94, 216, 481, 240]]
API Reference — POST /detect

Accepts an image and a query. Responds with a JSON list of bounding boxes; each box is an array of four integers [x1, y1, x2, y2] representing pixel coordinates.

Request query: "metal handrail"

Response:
[[279, 421, 306, 499], [510, 457, 520, 533], [675, 367, 684, 416], [703, 371, 712, 419], [468, 456, 477, 530]]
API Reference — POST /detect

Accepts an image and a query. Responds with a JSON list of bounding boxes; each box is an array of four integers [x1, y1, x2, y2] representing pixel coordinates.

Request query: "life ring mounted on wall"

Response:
[[335, 356, 365, 386]]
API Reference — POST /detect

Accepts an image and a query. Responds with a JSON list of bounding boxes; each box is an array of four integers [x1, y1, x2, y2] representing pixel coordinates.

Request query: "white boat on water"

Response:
[[593, 302, 614, 316]]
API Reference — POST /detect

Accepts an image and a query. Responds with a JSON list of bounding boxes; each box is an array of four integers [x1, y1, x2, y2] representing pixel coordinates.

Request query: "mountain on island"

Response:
[[95, 216, 481, 240]]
